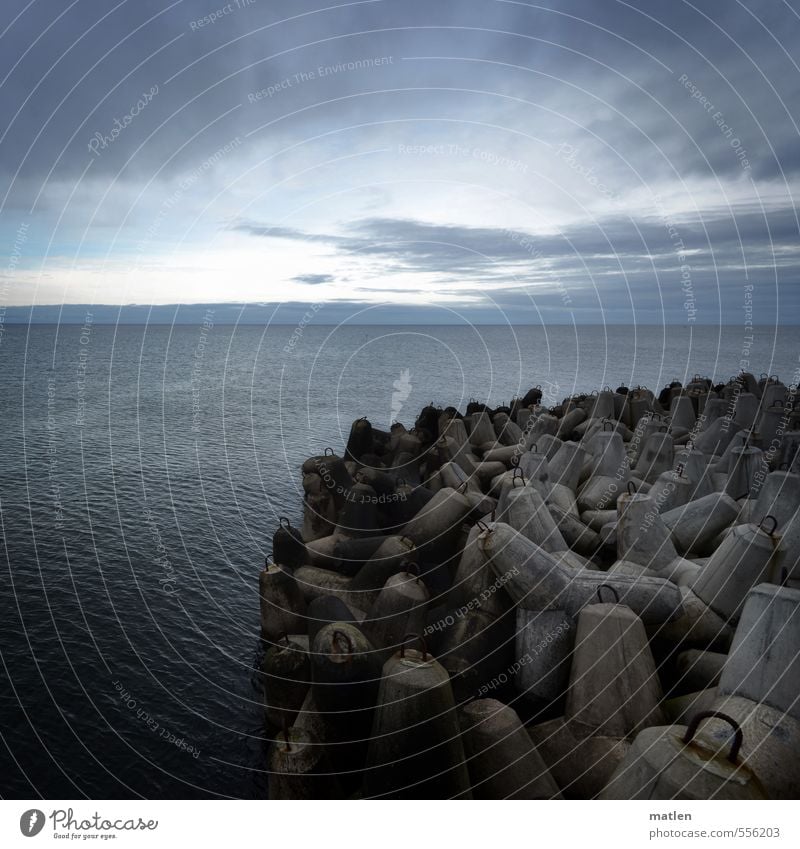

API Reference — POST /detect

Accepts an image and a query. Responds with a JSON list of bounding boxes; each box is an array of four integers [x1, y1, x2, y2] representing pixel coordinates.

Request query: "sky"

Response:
[[1, 0, 799, 323]]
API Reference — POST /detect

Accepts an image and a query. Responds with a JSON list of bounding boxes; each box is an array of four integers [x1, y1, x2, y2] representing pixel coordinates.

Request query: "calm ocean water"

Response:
[[0, 322, 797, 798]]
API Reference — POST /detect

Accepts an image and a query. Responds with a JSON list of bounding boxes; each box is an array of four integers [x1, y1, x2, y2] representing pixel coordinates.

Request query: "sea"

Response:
[[0, 322, 797, 797]]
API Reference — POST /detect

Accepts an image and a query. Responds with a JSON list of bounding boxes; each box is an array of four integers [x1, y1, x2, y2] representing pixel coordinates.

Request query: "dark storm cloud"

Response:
[[3, 0, 799, 186]]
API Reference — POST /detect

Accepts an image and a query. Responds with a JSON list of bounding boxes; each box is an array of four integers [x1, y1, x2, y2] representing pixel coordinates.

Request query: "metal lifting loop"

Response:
[[264, 552, 274, 567], [400, 633, 428, 661], [627, 481, 637, 496], [403, 561, 420, 580], [512, 467, 526, 487], [324, 447, 335, 456], [597, 584, 620, 604], [603, 420, 614, 431], [682, 711, 743, 764], [760, 514, 778, 536], [279, 517, 291, 529]]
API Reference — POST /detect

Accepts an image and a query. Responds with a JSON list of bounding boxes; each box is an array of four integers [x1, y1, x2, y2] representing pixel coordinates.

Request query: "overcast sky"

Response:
[[1, 0, 799, 323]]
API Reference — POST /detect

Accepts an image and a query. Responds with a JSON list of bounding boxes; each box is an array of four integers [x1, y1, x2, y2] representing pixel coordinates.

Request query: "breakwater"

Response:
[[259, 372, 800, 799]]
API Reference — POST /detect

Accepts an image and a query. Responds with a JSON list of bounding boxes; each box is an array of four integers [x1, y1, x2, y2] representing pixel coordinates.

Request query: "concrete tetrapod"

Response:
[[306, 595, 358, 648], [548, 440, 589, 491], [615, 491, 679, 574], [777, 508, 800, 581], [401, 486, 472, 564], [634, 432, 674, 484], [717, 583, 800, 720], [725, 445, 767, 501], [478, 522, 684, 624], [691, 520, 781, 621], [515, 608, 575, 703], [660, 492, 740, 555], [498, 484, 567, 552], [268, 727, 342, 800], [649, 470, 694, 514], [310, 622, 380, 776], [565, 598, 666, 739], [460, 699, 562, 799], [349, 535, 416, 602], [262, 636, 311, 729], [273, 517, 306, 570], [293, 565, 360, 611], [526, 717, 631, 799], [700, 695, 800, 799], [749, 470, 800, 530], [448, 524, 511, 618], [433, 609, 514, 703], [363, 639, 472, 799], [259, 561, 307, 642], [548, 504, 602, 557], [363, 570, 430, 659], [599, 712, 767, 799]]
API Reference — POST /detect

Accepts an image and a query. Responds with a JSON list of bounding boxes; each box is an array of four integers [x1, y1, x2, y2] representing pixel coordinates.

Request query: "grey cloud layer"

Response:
[[0, 0, 798, 320]]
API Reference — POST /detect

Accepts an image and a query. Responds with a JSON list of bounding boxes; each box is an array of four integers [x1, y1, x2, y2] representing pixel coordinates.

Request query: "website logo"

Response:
[[20, 810, 45, 837]]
